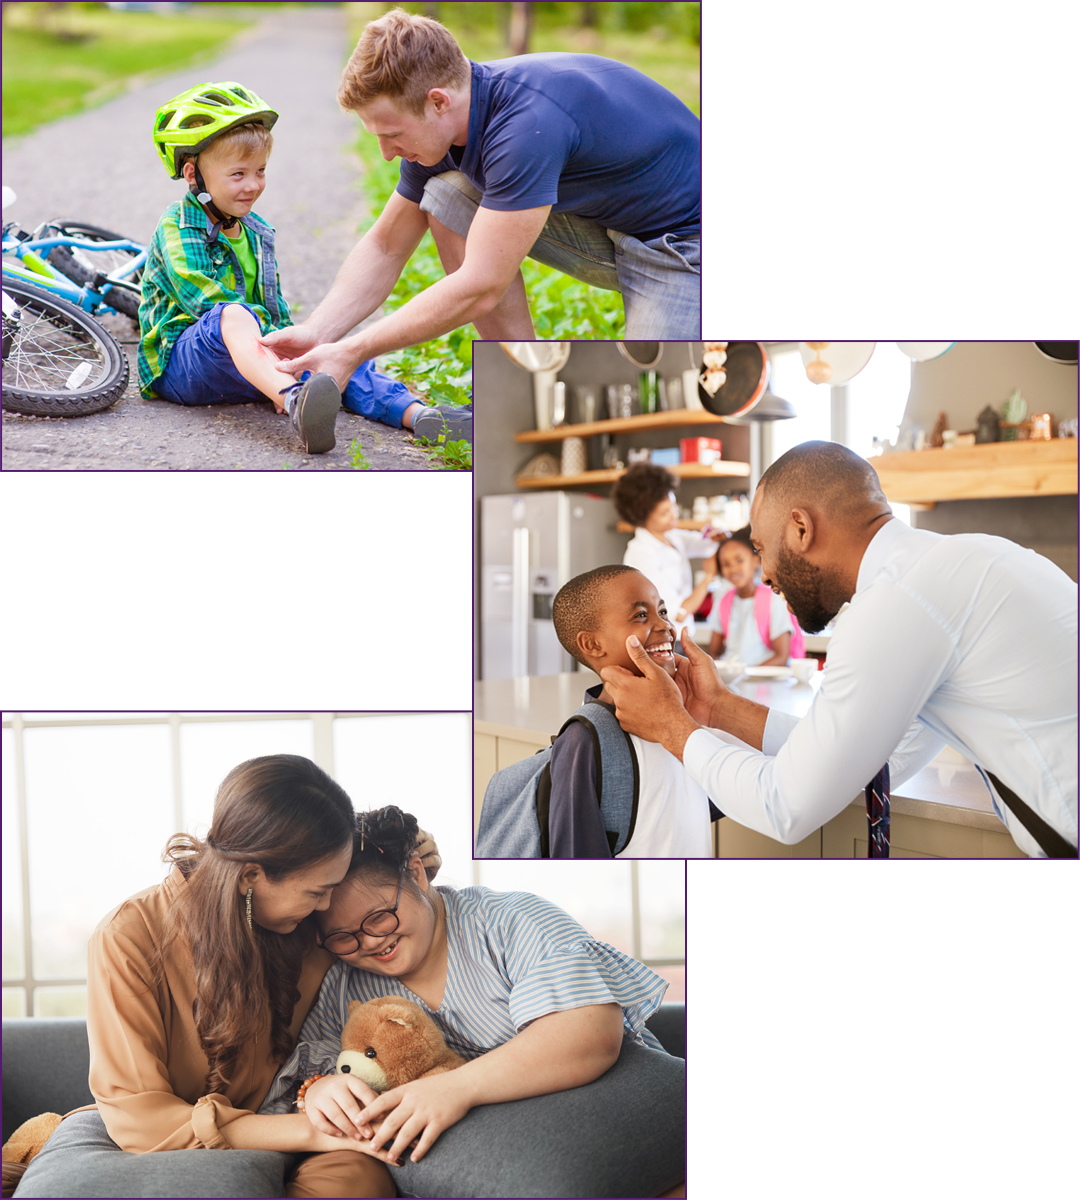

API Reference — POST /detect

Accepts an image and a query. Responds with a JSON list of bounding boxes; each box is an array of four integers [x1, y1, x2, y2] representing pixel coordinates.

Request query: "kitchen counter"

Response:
[[474, 671, 1025, 858]]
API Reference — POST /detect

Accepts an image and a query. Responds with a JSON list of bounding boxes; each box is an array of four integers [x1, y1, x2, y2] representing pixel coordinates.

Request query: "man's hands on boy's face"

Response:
[[600, 632, 703, 759], [672, 626, 728, 727]]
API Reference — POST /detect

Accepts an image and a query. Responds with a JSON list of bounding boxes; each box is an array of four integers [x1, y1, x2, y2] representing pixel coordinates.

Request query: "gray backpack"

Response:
[[475, 696, 639, 858]]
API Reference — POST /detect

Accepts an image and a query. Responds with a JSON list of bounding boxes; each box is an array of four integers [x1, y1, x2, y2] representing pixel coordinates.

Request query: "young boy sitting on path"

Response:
[[549, 565, 723, 858], [139, 80, 471, 455]]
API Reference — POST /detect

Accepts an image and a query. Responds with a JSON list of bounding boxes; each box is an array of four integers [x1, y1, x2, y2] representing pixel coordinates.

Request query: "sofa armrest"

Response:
[[644, 1003, 685, 1059], [2, 1019, 93, 1144]]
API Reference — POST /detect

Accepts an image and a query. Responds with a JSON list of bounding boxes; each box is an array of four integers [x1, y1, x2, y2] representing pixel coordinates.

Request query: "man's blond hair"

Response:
[[338, 8, 470, 118]]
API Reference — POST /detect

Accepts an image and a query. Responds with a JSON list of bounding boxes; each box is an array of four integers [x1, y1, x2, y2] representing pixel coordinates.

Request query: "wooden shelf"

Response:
[[616, 519, 712, 532], [875, 439, 1078, 507], [515, 461, 750, 490], [514, 409, 726, 443]]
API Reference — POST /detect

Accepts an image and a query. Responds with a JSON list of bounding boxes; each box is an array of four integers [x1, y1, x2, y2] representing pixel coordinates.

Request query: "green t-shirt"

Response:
[[223, 223, 258, 302]]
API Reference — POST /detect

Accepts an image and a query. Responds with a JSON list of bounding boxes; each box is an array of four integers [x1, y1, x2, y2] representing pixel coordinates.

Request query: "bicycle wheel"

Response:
[[2, 277, 128, 416], [45, 221, 142, 322]]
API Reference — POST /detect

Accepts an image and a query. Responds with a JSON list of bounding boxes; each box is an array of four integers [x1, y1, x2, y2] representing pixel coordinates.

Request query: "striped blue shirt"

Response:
[[259, 885, 668, 1113]]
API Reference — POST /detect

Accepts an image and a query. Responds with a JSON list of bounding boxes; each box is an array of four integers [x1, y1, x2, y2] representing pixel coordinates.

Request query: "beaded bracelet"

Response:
[[295, 1074, 325, 1112]]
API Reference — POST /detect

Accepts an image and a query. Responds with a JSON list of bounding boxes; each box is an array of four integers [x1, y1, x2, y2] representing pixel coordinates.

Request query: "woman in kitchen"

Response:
[[613, 463, 725, 647]]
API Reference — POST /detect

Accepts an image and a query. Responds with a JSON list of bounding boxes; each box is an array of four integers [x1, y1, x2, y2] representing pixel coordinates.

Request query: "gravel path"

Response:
[[2, 6, 433, 471]]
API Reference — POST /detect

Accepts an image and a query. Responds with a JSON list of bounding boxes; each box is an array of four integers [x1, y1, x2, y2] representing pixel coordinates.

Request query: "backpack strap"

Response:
[[718, 588, 735, 638], [752, 586, 773, 648], [983, 769, 1078, 858], [554, 697, 640, 856]]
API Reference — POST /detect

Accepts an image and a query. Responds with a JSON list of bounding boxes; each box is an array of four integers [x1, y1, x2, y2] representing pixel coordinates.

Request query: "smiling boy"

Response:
[[548, 565, 719, 857], [139, 81, 469, 455]]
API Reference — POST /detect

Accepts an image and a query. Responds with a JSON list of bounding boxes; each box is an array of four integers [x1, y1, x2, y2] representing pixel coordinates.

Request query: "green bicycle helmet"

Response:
[[152, 81, 278, 179]]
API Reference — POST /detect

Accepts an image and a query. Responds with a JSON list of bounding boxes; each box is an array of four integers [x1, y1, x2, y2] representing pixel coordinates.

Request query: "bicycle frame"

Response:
[[2, 230, 147, 318]]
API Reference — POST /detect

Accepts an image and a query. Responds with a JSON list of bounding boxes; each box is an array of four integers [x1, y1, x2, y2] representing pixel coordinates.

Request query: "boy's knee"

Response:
[[219, 302, 258, 332]]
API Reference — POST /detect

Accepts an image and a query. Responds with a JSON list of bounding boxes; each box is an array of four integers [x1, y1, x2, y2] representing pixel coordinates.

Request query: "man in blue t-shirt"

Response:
[[262, 9, 700, 385]]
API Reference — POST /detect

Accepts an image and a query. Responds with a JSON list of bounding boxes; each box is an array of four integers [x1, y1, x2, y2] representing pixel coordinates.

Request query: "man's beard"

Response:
[[774, 543, 842, 634]]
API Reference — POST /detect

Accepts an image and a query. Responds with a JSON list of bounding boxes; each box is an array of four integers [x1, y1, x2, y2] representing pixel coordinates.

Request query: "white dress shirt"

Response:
[[682, 519, 1078, 856], [623, 526, 717, 640]]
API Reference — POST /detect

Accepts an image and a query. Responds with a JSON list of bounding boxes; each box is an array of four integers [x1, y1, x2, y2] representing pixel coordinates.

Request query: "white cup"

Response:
[[791, 658, 817, 684], [716, 660, 745, 684]]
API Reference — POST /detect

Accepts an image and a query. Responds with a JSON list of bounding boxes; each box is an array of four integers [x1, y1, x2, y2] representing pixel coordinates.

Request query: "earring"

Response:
[[246, 887, 253, 931]]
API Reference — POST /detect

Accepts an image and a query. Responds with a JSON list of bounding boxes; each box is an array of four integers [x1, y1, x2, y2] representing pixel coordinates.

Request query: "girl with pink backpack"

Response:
[[706, 527, 805, 664]]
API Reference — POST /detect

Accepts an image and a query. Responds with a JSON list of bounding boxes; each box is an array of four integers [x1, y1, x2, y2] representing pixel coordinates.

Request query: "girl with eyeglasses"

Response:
[[30, 756, 441, 1199], [258, 806, 686, 1199]]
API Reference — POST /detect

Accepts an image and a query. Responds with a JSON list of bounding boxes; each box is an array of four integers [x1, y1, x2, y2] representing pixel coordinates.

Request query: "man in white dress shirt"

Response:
[[599, 442, 1078, 857]]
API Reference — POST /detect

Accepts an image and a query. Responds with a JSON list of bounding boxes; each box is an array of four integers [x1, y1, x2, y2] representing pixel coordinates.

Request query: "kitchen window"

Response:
[[764, 342, 913, 523]]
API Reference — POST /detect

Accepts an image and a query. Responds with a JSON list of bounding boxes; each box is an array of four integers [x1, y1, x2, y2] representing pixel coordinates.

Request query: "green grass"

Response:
[[347, 435, 373, 470], [2, 2, 257, 138], [412, 431, 473, 472]]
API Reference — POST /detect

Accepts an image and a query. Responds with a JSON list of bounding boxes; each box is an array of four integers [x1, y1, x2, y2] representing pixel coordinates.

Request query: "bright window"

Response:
[[766, 343, 913, 525], [2, 713, 684, 1015]]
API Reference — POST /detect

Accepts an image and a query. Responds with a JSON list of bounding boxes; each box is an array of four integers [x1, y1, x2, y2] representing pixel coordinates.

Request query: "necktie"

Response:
[[864, 764, 890, 857]]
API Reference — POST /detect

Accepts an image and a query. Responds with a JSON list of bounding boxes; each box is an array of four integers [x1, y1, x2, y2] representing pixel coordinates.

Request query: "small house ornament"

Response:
[[975, 405, 999, 443]]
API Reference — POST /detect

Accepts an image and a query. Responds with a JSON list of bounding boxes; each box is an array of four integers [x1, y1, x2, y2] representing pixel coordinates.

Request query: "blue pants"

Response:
[[152, 303, 416, 428]]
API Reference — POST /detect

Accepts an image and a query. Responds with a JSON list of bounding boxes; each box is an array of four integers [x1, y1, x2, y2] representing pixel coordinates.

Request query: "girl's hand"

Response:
[[357, 1071, 475, 1165], [414, 828, 442, 881], [307, 1126, 398, 1162], [303, 1073, 380, 1141]]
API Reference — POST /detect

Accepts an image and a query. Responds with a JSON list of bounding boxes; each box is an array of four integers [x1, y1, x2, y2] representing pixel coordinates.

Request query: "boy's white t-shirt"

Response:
[[707, 589, 794, 664], [618, 735, 714, 858]]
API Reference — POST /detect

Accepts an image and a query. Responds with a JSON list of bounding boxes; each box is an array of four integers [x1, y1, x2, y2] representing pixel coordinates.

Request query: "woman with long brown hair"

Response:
[[17, 755, 435, 1199]]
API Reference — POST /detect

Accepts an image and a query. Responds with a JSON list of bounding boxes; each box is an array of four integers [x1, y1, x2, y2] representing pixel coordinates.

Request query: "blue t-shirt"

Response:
[[396, 55, 700, 241]]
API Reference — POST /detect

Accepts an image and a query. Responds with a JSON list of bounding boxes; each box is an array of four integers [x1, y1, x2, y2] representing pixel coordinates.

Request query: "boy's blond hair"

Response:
[[338, 8, 470, 118], [183, 121, 273, 171]]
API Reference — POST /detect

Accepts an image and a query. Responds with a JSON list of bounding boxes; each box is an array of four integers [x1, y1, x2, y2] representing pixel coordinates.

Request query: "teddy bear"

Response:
[[336, 996, 467, 1093], [2, 1112, 64, 1198]]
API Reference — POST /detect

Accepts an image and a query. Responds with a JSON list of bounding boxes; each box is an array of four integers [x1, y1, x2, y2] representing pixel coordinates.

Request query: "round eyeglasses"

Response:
[[317, 872, 405, 956]]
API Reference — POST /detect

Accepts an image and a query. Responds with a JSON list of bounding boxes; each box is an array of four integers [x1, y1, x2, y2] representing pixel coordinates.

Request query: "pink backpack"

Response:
[[717, 585, 805, 661]]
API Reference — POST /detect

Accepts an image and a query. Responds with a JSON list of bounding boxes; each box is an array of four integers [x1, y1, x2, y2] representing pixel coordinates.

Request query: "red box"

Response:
[[680, 437, 723, 465]]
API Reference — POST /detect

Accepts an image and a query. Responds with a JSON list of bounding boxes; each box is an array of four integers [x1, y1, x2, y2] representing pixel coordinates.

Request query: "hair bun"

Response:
[[357, 806, 420, 867]]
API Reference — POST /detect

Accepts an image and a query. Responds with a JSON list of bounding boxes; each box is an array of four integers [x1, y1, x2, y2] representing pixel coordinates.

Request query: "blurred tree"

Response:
[[508, 2, 530, 55]]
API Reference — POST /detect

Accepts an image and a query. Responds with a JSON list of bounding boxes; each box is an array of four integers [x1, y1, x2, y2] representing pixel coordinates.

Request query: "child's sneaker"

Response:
[[279, 372, 340, 454], [411, 403, 472, 445]]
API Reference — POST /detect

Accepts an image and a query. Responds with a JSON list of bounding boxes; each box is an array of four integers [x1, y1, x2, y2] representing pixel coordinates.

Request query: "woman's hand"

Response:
[[303, 1073, 380, 1141], [357, 1071, 475, 1165], [414, 828, 441, 881]]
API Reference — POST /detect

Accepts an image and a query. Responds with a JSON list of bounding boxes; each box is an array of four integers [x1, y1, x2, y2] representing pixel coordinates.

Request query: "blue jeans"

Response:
[[153, 302, 416, 428], [418, 171, 701, 339]]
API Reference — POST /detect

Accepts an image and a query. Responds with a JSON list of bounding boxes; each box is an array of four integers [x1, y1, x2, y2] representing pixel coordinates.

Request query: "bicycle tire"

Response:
[[2, 277, 128, 416], [45, 220, 142, 322]]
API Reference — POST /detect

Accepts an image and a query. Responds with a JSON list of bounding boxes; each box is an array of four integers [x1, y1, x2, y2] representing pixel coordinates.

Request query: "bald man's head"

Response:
[[756, 441, 890, 528], [750, 441, 894, 633]]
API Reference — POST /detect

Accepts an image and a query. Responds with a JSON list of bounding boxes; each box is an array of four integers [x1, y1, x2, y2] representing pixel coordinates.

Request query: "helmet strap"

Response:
[[191, 160, 239, 233]]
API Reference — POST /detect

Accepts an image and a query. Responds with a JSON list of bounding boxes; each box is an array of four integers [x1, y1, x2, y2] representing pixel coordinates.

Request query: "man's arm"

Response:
[[269, 204, 550, 387], [259, 191, 429, 360], [600, 628, 770, 758]]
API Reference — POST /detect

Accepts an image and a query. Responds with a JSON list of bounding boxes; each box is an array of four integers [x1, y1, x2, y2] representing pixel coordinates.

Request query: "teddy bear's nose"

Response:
[[365, 1048, 378, 1058], [341, 1065, 351, 1073]]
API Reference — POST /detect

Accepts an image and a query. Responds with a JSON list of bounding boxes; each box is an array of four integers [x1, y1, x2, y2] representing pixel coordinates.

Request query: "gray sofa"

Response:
[[3, 1007, 684, 1141]]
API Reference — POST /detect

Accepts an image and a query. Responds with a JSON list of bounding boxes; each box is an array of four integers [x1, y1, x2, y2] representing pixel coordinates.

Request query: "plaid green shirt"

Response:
[[137, 192, 292, 398]]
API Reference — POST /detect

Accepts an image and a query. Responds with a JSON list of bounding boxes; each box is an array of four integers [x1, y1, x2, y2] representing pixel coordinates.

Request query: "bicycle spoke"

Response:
[[4, 305, 107, 391]]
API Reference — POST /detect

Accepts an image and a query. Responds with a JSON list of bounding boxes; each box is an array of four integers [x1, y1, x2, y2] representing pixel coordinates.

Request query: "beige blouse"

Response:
[[84, 865, 334, 1152]]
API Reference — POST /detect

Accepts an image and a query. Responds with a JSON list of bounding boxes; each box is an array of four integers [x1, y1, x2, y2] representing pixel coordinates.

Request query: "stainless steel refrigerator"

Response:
[[480, 491, 628, 680]]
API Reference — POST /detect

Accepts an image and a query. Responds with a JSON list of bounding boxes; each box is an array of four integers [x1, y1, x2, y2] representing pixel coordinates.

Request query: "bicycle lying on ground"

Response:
[[2, 186, 147, 416]]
